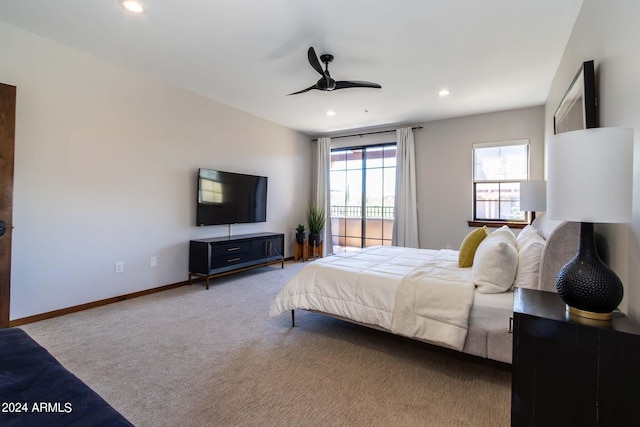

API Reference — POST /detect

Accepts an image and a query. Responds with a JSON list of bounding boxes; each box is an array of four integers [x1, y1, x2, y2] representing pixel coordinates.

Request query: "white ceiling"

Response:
[[0, 0, 583, 136]]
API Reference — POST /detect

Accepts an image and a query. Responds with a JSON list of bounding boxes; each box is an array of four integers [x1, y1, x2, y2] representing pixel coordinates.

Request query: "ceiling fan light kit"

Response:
[[288, 47, 381, 95]]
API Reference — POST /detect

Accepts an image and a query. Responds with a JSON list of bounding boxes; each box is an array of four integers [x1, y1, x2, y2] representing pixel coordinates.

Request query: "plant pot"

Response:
[[295, 232, 306, 245], [309, 234, 322, 248]]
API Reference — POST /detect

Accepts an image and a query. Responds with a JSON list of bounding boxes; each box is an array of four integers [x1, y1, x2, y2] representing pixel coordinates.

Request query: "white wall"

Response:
[[414, 106, 545, 249], [326, 107, 544, 251], [544, 0, 640, 317], [0, 22, 312, 320]]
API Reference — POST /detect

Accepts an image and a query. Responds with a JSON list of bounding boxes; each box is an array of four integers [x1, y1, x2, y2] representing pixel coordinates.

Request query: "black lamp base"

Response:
[[556, 222, 623, 320]]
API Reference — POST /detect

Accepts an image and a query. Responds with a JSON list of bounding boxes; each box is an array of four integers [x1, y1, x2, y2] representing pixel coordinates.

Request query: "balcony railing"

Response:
[[330, 205, 394, 219]]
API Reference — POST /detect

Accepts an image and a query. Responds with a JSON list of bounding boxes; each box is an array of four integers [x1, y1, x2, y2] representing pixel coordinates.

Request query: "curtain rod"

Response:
[[311, 126, 423, 142]]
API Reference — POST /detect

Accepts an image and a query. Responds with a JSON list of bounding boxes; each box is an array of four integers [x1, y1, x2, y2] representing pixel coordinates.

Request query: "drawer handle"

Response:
[[227, 258, 240, 263], [227, 247, 241, 252], [508, 317, 513, 334]]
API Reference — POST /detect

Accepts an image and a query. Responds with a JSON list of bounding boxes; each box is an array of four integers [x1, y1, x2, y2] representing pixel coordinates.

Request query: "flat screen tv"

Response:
[[196, 169, 268, 226]]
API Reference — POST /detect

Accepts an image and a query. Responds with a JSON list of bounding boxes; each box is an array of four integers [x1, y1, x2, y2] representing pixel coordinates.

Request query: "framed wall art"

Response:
[[554, 60, 598, 134]]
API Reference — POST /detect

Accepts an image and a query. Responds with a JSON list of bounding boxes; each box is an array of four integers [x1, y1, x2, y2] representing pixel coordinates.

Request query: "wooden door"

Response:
[[0, 83, 16, 328]]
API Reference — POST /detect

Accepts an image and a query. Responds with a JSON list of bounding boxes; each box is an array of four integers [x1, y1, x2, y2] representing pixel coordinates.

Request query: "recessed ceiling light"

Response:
[[439, 89, 451, 97], [121, 0, 145, 14], [326, 110, 336, 117]]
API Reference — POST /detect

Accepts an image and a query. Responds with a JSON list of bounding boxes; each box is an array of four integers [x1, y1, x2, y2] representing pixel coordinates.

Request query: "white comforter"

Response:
[[269, 246, 475, 350]]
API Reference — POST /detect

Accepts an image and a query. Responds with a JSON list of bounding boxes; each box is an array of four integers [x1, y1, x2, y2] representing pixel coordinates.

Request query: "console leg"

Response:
[[205, 277, 210, 290], [291, 310, 295, 327], [188, 273, 192, 286]]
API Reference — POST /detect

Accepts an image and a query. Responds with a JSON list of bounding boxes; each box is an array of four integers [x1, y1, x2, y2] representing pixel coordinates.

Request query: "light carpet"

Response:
[[22, 261, 511, 426]]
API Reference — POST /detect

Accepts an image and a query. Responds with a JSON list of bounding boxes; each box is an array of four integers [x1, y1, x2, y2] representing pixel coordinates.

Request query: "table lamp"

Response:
[[519, 180, 546, 222], [547, 127, 633, 320]]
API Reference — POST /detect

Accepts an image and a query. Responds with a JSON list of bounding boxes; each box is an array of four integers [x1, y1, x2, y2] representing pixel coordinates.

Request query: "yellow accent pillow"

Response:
[[458, 226, 489, 267]]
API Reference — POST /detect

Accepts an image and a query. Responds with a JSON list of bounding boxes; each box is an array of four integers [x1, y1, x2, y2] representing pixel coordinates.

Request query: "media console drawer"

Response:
[[211, 241, 252, 256], [210, 252, 252, 269], [188, 232, 284, 289]]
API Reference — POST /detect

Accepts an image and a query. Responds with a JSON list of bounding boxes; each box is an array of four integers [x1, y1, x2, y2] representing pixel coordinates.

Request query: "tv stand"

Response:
[[188, 232, 284, 289]]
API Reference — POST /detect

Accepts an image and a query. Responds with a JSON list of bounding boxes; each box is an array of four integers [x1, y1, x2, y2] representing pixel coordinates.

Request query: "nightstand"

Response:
[[511, 287, 640, 426]]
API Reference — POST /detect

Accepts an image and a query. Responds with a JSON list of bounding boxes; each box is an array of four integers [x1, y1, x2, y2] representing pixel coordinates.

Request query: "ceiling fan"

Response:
[[288, 47, 382, 95]]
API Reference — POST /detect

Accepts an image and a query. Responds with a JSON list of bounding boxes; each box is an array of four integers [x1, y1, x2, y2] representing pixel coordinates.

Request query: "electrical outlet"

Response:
[[115, 261, 124, 274], [445, 244, 452, 250], [150, 256, 157, 268]]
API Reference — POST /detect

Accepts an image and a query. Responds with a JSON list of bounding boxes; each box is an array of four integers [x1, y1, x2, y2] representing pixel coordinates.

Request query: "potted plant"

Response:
[[295, 224, 306, 245], [307, 204, 326, 248]]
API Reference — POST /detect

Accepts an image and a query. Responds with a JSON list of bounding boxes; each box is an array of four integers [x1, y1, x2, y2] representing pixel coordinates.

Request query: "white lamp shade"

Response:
[[547, 127, 633, 223], [520, 180, 547, 211]]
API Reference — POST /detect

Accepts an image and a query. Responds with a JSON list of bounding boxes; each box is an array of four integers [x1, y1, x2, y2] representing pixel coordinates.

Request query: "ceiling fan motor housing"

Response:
[[317, 77, 336, 91]]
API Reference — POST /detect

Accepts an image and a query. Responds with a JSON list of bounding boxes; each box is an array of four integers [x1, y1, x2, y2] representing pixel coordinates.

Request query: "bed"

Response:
[[0, 327, 133, 426], [270, 214, 579, 364]]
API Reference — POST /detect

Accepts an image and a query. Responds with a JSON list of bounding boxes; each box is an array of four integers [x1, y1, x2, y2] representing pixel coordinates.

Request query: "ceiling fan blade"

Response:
[[307, 47, 325, 76], [287, 84, 317, 96], [335, 80, 382, 90]]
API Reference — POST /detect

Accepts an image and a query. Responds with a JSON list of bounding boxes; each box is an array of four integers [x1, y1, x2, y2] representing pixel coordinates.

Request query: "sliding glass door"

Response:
[[330, 144, 396, 253]]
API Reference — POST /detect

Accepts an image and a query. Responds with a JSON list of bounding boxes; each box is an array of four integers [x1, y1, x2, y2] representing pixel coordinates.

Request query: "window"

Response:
[[330, 144, 396, 252], [473, 140, 529, 222]]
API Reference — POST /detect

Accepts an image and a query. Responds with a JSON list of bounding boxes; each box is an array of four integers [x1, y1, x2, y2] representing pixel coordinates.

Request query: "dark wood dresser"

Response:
[[188, 232, 284, 289], [511, 287, 640, 426]]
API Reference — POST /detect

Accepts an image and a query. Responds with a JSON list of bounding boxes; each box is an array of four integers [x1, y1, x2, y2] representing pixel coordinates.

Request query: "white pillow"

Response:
[[514, 226, 545, 289], [472, 229, 518, 294], [494, 225, 517, 245], [516, 225, 539, 250]]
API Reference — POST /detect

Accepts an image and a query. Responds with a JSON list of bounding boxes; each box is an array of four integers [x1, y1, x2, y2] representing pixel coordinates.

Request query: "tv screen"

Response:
[[196, 169, 268, 226]]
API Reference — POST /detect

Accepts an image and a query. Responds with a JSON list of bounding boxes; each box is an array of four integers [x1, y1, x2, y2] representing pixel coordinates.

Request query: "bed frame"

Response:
[[289, 215, 579, 364]]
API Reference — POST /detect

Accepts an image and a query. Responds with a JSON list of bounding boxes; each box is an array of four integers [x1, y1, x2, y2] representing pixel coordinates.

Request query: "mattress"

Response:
[[469, 290, 514, 331], [271, 245, 517, 362]]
